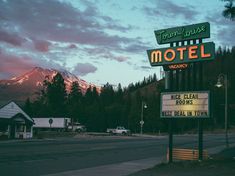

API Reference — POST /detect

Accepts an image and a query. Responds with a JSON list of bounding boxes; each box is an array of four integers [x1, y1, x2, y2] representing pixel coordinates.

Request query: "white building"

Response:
[[0, 101, 34, 139]]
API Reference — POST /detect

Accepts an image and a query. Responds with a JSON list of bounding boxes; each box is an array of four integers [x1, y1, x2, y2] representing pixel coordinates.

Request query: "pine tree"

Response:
[[23, 98, 33, 116], [45, 73, 67, 116], [67, 81, 82, 123]]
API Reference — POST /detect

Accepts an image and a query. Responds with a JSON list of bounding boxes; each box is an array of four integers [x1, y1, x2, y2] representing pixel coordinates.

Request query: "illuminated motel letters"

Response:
[[147, 42, 215, 66]]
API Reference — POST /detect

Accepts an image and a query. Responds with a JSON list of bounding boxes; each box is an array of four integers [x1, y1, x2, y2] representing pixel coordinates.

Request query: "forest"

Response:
[[23, 46, 235, 133]]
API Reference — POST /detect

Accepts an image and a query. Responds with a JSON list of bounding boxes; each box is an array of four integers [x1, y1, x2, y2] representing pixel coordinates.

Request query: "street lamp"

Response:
[[140, 101, 147, 135], [215, 73, 229, 148]]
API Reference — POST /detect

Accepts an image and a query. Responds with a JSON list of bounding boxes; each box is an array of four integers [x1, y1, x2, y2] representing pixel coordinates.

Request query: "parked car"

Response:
[[67, 122, 86, 133], [106, 126, 130, 135]]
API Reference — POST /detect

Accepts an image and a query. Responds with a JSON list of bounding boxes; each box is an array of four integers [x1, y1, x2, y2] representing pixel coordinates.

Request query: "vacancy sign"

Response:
[[161, 91, 210, 118]]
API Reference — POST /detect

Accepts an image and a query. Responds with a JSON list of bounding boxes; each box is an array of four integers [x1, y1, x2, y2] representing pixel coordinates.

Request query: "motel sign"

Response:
[[147, 22, 215, 67]]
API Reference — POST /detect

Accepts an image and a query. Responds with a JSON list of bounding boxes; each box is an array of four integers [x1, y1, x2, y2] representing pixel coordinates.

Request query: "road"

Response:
[[0, 133, 235, 176]]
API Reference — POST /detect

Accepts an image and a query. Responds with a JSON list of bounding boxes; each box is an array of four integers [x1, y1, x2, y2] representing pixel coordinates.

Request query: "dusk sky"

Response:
[[0, 0, 234, 87]]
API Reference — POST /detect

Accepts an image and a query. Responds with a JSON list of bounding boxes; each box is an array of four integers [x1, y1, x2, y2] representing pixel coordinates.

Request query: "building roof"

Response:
[[0, 101, 33, 123]]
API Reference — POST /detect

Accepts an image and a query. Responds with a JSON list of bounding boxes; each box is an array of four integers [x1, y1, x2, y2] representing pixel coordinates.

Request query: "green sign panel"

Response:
[[147, 42, 215, 66], [160, 91, 210, 118], [155, 22, 210, 44]]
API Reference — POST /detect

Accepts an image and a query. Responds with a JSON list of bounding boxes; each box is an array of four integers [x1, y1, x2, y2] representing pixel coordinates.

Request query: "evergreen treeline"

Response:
[[24, 47, 235, 133]]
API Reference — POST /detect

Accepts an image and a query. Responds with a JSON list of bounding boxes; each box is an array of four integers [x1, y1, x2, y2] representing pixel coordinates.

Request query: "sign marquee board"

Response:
[[155, 22, 210, 44], [160, 91, 210, 118]]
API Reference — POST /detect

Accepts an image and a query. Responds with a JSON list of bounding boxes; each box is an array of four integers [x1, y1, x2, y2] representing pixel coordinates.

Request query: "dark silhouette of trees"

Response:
[[44, 73, 67, 116], [67, 81, 82, 123], [23, 98, 33, 116], [24, 48, 235, 133]]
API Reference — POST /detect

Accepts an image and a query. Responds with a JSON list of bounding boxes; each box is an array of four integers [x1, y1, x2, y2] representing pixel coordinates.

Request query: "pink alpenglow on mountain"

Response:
[[0, 67, 100, 104]]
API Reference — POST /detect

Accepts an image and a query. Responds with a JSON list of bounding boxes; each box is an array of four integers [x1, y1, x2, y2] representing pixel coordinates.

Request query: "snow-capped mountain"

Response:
[[0, 67, 100, 104]]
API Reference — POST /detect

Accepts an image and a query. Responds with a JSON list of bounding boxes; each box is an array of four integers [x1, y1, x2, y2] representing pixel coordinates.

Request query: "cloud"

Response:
[[141, 66, 152, 70], [217, 25, 235, 47], [0, 0, 147, 57], [0, 0, 131, 44], [0, 30, 25, 46], [68, 44, 77, 49], [114, 56, 129, 62], [143, 0, 197, 20], [73, 63, 97, 76], [206, 12, 235, 47], [0, 53, 37, 79], [0, 50, 65, 79], [123, 42, 149, 53], [33, 39, 51, 52], [85, 47, 130, 62], [101, 16, 134, 32]]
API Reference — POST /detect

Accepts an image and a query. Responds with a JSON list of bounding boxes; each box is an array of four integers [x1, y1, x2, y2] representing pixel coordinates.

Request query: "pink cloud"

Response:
[[0, 30, 25, 46], [0, 50, 70, 80], [0, 53, 36, 79], [33, 40, 51, 52], [0, 0, 145, 55]]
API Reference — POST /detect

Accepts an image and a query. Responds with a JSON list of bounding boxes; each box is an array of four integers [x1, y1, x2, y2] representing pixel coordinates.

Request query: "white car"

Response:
[[107, 126, 130, 135], [68, 122, 86, 133]]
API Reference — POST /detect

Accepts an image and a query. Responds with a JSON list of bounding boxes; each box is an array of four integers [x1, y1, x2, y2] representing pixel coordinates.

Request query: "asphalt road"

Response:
[[0, 133, 235, 176]]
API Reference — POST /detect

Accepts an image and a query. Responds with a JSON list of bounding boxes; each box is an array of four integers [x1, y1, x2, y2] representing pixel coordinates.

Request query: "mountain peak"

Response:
[[0, 67, 100, 104], [33, 67, 43, 71]]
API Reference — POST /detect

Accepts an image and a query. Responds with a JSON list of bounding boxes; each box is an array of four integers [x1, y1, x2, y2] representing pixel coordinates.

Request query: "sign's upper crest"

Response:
[[155, 22, 210, 44]]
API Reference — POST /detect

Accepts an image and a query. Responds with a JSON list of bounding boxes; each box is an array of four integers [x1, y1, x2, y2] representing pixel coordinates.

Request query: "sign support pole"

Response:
[[198, 49, 204, 160], [165, 69, 173, 163], [168, 42, 174, 163], [196, 38, 203, 161], [169, 119, 173, 163], [198, 118, 203, 160]]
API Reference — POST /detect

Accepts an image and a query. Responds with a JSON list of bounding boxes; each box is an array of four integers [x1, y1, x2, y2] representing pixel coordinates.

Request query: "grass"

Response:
[[129, 147, 235, 176], [129, 159, 235, 176], [34, 131, 77, 139]]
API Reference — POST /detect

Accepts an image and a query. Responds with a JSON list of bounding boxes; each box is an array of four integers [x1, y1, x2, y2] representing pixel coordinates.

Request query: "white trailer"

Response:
[[33, 117, 71, 130]]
